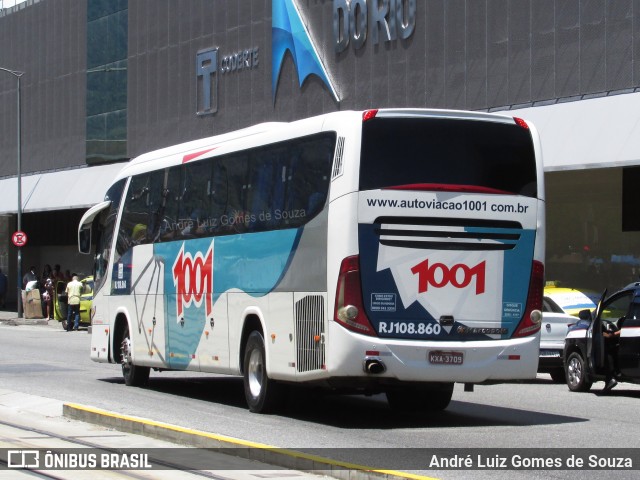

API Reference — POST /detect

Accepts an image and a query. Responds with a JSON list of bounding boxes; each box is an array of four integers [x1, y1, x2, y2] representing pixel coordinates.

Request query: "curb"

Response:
[[0, 317, 51, 326], [63, 403, 435, 480]]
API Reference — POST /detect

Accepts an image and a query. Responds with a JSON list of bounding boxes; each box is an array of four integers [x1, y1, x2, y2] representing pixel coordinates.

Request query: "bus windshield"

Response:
[[360, 116, 537, 197]]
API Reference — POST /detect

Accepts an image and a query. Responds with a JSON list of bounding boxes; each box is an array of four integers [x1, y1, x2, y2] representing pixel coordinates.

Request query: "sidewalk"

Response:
[[0, 309, 51, 326], [0, 389, 339, 480]]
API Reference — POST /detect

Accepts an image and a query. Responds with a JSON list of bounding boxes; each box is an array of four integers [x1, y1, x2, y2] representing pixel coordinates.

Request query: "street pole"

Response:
[[0, 67, 25, 317]]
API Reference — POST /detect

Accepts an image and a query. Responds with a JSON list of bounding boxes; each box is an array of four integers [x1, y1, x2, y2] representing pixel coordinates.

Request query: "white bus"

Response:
[[79, 109, 545, 413]]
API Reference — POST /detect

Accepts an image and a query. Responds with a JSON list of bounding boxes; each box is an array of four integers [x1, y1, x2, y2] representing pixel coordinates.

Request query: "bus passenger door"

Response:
[[126, 244, 168, 369]]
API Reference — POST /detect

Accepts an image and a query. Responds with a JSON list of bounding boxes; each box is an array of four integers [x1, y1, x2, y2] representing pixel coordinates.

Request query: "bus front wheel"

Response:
[[120, 323, 150, 387], [243, 331, 282, 413]]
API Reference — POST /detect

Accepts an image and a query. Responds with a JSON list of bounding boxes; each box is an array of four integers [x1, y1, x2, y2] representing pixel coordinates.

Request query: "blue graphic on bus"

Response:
[[154, 229, 301, 368], [358, 223, 536, 340]]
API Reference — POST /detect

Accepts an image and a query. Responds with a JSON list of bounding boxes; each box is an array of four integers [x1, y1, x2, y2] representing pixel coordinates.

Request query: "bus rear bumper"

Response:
[[326, 325, 540, 384]]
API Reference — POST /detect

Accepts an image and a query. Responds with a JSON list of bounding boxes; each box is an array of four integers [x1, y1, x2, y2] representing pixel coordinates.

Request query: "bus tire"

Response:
[[386, 383, 454, 412], [243, 330, 282, 413], [120, 322, 150, 387], [565, 351, 592, 392]]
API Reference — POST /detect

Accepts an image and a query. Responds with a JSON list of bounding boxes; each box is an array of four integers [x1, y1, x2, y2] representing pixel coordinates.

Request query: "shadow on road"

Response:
[[99, 375, 593, 429]]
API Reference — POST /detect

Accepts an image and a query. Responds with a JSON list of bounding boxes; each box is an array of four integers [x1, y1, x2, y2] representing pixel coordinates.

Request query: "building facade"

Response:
[[1, 0, 640, 305]]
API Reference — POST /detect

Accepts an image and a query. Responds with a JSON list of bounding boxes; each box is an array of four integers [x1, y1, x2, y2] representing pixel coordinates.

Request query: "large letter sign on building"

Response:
[[196, 48, 218, 115], [333, 0, 417, 52], [272, 0, 340, 102]]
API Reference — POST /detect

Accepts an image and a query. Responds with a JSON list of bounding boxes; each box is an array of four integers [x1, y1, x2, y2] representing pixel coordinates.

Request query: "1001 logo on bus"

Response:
[[411, 259, 486, 295], [172, 244, 213, 319]]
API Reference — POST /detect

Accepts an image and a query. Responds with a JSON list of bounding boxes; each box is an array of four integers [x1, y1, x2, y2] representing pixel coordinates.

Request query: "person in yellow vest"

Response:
[[65, 275, 83, 331]]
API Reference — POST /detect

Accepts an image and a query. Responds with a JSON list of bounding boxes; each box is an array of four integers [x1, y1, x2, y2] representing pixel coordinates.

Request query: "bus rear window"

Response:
[[360, 117, 537, 197]]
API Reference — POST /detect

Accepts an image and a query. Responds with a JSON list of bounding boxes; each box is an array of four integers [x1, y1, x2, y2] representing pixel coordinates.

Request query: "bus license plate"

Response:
[[429, 351, 464, 365]]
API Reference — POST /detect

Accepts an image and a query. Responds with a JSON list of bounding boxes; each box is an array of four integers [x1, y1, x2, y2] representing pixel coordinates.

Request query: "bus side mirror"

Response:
[[79, 225, 91, 254], [578, 309, 592, 321]]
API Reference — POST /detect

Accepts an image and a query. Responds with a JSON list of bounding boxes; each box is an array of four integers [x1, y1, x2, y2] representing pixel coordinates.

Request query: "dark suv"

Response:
[[564, 283, 640, 392]]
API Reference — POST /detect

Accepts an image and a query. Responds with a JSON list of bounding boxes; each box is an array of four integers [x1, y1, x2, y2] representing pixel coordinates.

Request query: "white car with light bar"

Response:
[[538, 296, 577, 382]]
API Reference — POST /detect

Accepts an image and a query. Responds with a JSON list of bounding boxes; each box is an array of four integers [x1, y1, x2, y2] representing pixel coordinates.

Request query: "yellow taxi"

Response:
[[544, 282, 597, 317], [53, 276, 94, 330]]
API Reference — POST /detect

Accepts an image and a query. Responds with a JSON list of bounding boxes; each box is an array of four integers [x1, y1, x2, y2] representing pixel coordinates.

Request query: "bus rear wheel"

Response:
[[386, 383, 454, 412], [120, 323, 150, 387], [243, 331, 282, 413]]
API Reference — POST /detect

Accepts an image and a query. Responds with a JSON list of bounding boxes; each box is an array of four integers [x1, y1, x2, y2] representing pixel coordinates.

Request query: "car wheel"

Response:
[[549, 368, 566, 383], [386, 383, 454, 412], [243, 331, 283, 413], [565, 352, 592, 392], [120, 323, 150, 387]]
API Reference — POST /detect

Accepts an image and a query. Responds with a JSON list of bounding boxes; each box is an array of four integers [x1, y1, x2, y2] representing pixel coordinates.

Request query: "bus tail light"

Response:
[[512, 260, 544, 338], [362, 109, 379, 122], [334, 255, 377, 336], [514, 117, 530, 130]]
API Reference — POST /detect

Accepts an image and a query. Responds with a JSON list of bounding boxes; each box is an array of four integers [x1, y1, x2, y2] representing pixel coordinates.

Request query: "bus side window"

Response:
[[178, 161, 210, 238], [264, 154, 289, 229], [247, 149, 284, 232], [287, 136, 332, 222], [118, 174, 152, 255], [308, 139, 332, 215], [221, 155, 249, 234], [208, 161, 228, 235], [147, 169, 171, 242]]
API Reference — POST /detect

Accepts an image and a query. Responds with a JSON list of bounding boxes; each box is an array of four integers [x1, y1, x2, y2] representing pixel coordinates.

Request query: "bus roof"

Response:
[[112, 108, 524, 182], [115, 121, 286, 180]]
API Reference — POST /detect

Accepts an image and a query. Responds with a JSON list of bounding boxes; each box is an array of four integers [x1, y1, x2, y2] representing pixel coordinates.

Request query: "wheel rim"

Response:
[[567, 356, 582, 387], [247, 348, 264, 398], [121, 336, 133, 374]]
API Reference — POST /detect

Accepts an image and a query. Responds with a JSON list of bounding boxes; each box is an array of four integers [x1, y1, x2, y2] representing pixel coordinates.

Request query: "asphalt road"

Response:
[[1, 320, 639, 479]]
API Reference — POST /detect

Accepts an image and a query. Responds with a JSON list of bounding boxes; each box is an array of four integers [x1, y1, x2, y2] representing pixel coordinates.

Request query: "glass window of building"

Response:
[[86, 0, 128, 164], [546, 168, 640, 295]]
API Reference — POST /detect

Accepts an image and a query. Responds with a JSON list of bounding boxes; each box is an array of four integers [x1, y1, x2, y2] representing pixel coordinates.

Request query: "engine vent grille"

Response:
[[295, 295, 325, 372], [331, 137, 345, 180], [375, 216, 523, 251]]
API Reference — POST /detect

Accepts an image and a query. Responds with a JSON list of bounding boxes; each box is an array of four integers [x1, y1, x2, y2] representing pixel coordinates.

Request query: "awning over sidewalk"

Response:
[[0, 162, 124, 214], [510, 91, 640, 172]]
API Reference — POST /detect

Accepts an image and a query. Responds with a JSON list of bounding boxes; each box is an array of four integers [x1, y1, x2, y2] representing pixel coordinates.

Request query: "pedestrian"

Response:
[[40, 264, 53, 318], [601, 325, 621, 393], [22, 266, 38, 290], [42, 264, 52, 281], [52, 264, 64, 283], [0, 268, 7, 308], [65, 274, 82, 331], [42, 276, 54, 319]]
